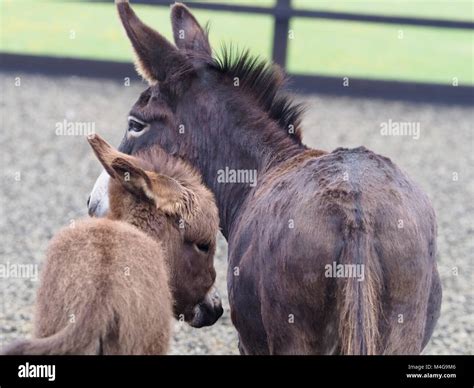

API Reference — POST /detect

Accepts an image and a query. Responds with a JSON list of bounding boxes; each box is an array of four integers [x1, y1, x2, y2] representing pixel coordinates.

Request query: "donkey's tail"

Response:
[[336, 228, 383, 355], [1, 303, 111, 355]]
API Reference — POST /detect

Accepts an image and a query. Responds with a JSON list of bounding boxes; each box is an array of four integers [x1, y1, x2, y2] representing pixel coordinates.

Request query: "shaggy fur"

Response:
[[97, 1, 442, 355], [3, 134, 220, 355]]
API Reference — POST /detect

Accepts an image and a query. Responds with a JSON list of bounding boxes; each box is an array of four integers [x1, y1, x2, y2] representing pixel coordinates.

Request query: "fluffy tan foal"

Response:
[[3, 134, 222, 355]]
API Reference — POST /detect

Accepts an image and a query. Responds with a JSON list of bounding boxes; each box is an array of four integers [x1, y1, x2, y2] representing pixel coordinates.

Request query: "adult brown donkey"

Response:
[[89, 0, 442, 354]]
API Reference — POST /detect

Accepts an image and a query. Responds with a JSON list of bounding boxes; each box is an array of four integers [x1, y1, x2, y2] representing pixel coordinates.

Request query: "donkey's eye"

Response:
[[194, 242, 210, 253], [127, 116, 149, 137]]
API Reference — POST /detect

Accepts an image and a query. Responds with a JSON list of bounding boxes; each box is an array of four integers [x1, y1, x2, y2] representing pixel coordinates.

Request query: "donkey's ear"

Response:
[[116, 0, 191, 83], [112, 157, 198, 219], [171, 3, 212, 58], [150, 173, 198, 220], [87, 134, 120, 178], [110, 157, 156, 202]]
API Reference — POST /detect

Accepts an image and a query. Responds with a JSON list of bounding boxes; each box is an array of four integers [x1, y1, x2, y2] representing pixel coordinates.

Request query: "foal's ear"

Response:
[[151, 172, 198, 220], [171, 3, 212, 58], [112, 158, 198, 219], [116, 0, 191, 84], [87, 134, 120, 178], [87, 134, 146, 190], [110, 157, 155, 202]]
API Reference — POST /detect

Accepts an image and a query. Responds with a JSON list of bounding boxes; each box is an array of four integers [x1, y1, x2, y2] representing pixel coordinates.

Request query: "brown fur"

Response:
[[3, 134, 220, 355], [89, 1, 442, 355]]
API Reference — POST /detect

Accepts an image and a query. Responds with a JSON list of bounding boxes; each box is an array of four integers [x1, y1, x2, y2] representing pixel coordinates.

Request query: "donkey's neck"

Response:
[[186, 117, 306, 239]]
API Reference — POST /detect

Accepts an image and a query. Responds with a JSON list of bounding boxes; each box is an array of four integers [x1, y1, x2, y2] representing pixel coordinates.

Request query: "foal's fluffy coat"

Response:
[[3, 134, 220, 355]]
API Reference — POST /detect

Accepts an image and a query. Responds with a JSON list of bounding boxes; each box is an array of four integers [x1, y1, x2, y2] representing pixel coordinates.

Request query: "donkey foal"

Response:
[[3, 134, 222, 355]]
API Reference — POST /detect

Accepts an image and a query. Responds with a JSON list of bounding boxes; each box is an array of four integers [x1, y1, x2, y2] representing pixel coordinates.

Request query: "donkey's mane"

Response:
[[212, 46, 305, 143]]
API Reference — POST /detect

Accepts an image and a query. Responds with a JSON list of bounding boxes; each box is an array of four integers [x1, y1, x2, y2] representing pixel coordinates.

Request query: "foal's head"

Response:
[[88, 134, 222, 327]]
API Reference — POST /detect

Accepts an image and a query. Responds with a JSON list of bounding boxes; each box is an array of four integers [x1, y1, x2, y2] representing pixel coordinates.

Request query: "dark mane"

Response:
[[212, 46, 305, 143]]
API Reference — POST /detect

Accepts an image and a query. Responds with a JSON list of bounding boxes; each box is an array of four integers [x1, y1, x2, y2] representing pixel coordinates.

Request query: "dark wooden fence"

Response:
[[1, 0, 473, 104]]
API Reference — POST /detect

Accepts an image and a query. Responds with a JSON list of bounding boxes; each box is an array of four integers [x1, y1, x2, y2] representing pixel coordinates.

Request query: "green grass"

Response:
[[0, 1, 274, 61], [0, 0, 472, 85], [287, 19, 473, 83]]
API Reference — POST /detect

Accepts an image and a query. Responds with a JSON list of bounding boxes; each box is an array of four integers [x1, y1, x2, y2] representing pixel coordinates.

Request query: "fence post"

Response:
[[272, 0, 291, 69]]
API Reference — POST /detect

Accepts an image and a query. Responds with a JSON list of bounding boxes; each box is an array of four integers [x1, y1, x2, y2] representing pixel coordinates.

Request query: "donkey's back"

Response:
[[229, 146, 441, 354]]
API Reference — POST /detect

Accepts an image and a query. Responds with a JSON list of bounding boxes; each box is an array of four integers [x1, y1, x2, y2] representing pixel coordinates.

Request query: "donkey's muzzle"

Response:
[[190, 287, 224, 328]]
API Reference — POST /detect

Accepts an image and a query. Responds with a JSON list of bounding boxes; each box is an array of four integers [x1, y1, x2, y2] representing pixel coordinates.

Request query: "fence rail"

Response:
[[1, 52, 472, 105], [1, 0, 473, 104]]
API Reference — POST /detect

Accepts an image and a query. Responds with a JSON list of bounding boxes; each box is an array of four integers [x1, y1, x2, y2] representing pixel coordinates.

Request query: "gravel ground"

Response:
[[0, 72, 472, 355]]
